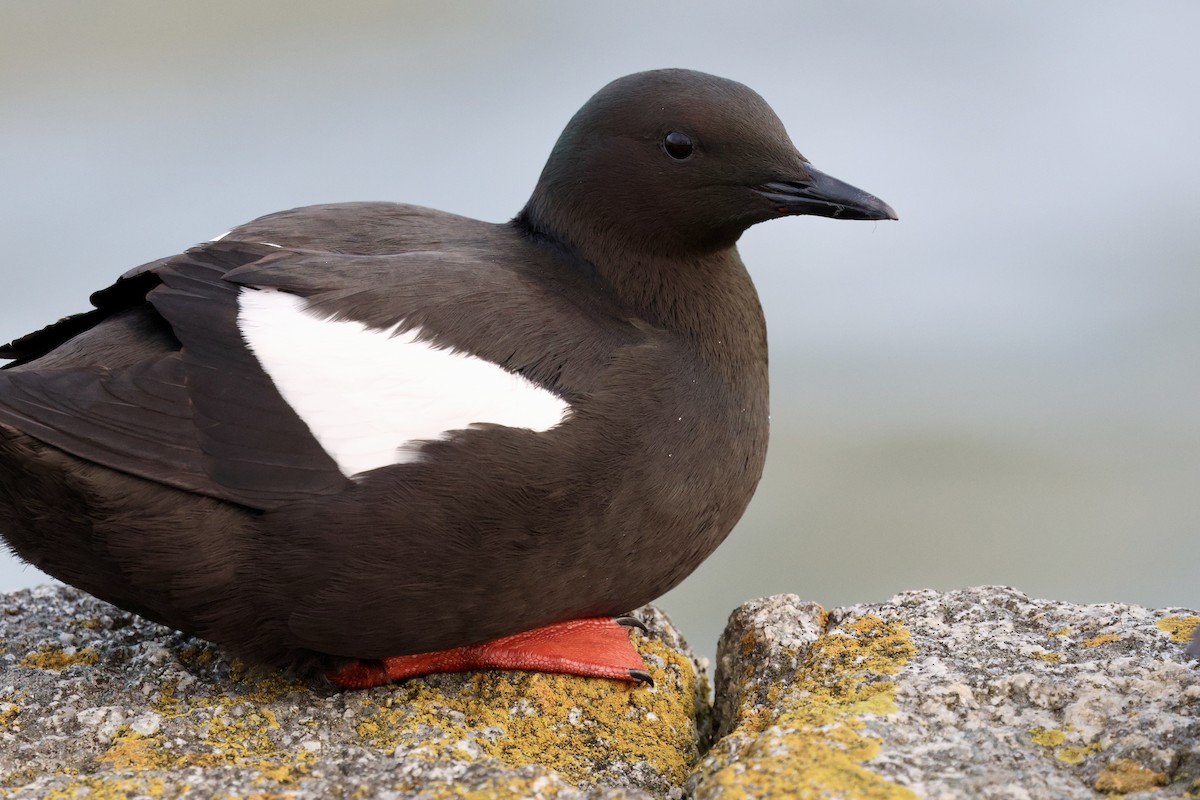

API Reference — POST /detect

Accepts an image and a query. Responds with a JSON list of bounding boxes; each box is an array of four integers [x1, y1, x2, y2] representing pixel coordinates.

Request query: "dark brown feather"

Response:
[[0, 69, 895, 671]]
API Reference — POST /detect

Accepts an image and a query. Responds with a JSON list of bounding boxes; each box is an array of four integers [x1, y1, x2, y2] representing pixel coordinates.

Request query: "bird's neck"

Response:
[[513, 209, 768, 390], [614, 249, 768, 378]]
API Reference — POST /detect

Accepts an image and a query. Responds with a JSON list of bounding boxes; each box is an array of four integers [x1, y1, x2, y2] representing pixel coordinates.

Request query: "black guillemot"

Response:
[[0, 69, 895, 688]]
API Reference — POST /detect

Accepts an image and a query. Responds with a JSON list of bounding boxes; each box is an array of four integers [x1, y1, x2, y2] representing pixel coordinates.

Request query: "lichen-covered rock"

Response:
[[689, 587, 1200, 799], [6, 584, 1198, 798], [0, 585, 708, 799]]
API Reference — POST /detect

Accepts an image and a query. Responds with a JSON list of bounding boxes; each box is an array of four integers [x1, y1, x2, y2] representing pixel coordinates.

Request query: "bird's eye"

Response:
[[663, 131, 694, 160]]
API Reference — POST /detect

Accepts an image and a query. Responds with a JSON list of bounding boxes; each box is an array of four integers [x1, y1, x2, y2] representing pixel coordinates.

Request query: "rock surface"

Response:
[[690, 587, 1200, 799], [0, 585, 709, 799], [1, 585, 1196, 798]]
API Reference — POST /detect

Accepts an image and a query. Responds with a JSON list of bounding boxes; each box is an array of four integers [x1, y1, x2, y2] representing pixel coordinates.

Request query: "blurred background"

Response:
[[2, 2, 1197, 666]]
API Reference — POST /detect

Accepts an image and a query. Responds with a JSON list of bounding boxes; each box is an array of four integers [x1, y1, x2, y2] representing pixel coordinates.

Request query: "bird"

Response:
[[0, 69, 895, 688]]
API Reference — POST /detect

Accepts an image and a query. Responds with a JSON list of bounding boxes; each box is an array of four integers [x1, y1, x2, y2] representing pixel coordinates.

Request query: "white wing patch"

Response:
[[236, 288, 570, 477], [209, 230, 281, 247]]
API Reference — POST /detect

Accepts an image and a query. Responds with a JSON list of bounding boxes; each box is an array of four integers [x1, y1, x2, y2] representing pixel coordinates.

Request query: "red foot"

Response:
[[326, 616, 651, 689]]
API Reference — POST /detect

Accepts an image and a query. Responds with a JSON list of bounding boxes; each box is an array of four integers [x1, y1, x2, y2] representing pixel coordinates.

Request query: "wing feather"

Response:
[[0, 242, 350, 509]]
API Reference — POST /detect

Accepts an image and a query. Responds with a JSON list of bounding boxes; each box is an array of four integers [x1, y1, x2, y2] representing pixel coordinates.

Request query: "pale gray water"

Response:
[[2, 3, 1198, 665]]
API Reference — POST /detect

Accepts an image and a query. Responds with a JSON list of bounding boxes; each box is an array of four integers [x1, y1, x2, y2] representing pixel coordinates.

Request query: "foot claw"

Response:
[[616, 615, 649, 633], [628, 668, 654, 686]]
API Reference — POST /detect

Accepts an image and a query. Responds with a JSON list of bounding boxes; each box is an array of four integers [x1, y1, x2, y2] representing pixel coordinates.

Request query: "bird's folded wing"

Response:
[[0, 237, 646, 510], [0, 243, 350, 510]]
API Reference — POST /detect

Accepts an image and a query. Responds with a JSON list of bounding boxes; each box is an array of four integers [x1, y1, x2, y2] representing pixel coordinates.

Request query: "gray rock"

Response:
[[690, 586, 1200, 799], [5, 584, 1197, 798], [0, 585, 709, 799]]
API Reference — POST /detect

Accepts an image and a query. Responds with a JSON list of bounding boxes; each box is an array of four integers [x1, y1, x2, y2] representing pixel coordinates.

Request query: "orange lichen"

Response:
[[99, 730, 175, 771], [1094, 758, 1168, 793]]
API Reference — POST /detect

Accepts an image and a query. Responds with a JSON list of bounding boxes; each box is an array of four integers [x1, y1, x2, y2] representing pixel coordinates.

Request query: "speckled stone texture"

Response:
[[690, 587, 1200, 799], [0, 585, 709, 799], [3, 585, 1198, 799]]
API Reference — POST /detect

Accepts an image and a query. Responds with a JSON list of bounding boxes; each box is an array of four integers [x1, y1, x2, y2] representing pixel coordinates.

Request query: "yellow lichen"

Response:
[[1029, 651, 1061, 663], [1047, 627, 1071, 638], [1056, 742, 1103, 764], [256, 762, 310, 785], [1094, 758, 1168, 793], [43, 776, 167, 800], [18, 645, 99, 670], [1157, 615, 1200, 643], [1029, 727, 1066, 747], [151, 678, 188, 718], [703, 614, 919, 799], [848, 689, 898, 716], [0, 767, 40, 790], [1028, 723, 1104, 766], [0, 693, 20, 730], [1081, 633, 1121, 647], [84, 667, 319, 787], [737, 706, 773, 735], [387, 773, 598, 800], [354, 636, 699, 786], [17, 625, 699, 796], [177, 643, 217, 667]]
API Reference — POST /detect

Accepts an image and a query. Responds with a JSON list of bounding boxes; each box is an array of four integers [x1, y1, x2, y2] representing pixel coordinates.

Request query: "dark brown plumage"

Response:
[[0, 69, 894, 682]]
